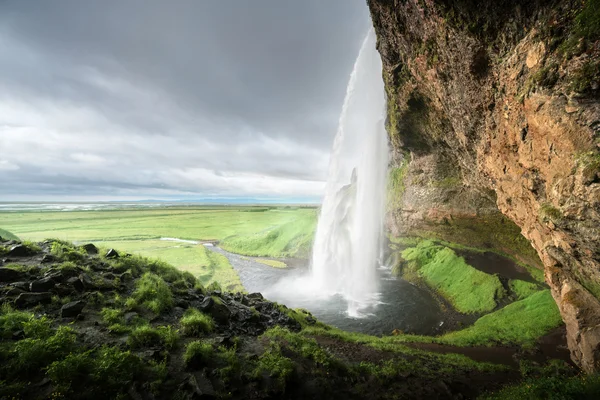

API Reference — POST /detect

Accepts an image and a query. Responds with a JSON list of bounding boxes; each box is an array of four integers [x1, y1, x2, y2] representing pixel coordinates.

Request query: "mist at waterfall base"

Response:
[[250, 31, 443, 336]]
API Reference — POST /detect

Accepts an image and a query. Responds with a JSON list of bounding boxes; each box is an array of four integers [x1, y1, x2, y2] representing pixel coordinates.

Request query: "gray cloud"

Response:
[[0, 0, 369, 201]]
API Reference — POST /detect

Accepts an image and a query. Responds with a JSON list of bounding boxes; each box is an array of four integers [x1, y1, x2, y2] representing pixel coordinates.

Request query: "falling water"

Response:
[[310, 29, 388, 317]]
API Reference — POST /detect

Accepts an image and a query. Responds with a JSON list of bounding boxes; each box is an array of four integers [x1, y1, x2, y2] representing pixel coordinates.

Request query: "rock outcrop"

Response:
[[369, 0, 600, 371]]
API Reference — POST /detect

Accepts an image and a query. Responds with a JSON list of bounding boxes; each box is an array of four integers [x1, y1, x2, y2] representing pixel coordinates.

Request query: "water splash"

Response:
[[310, 29, 388, 317]]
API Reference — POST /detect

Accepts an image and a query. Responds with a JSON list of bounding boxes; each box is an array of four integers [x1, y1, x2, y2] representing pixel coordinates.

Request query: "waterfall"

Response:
[[310, 29, 388, 317]]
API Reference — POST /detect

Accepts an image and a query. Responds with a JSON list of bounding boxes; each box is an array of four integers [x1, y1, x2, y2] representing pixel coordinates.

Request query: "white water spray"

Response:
[[310, 29, 388, 317]]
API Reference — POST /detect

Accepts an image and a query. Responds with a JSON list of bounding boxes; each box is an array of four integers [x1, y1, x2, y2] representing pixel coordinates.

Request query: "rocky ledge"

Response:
[[0, 238, 564, 400]]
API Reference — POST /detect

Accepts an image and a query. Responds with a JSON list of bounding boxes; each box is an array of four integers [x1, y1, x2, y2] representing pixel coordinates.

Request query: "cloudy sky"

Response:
[[0, 0, 370, 202]]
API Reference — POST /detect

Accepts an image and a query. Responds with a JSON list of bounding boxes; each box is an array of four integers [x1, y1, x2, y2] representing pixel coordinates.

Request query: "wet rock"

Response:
[[105, 248, 119, 259], [209, 301, 231, 324], [54, 283, 75, 297], [198, 296, 214, 311], [67, 276, 85, 292], [61, 300, 86, 318], [15, 292, 52, 308], [5, 287, 26, 297], [41, 254, 56, 264], [246, 292, 264, 302], [7, 244, 34, 257], [176, 299, 190, 308], [30, 277, 55, 292], [185, 373, 216, 399], [79, 273, 97, 289], [124, 312, 139, 324], [82, 243, 98, 255], [0, 267, 27, 283], [10, 281, 30, 291]]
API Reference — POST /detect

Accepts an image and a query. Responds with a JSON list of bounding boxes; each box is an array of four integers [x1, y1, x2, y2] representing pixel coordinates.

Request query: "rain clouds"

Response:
[[0, 0, 369, 201]]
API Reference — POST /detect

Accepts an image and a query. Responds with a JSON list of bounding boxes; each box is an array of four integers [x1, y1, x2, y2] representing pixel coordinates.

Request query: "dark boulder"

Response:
[[30, 277, 55, 292], [61, 300, 86, 318], [79, 273, 97, 289], [209, 301, 231, 324], [14, 292, 52, 308], [67, 276, 85, 292], [81, 243, 98, 255], [105, 249, 119, 259], [198, 296, 214, 311], [41, 254, 56, 264], [7, 244, 34, 257], [124, 312, 139, 324], [0, 267, 26, 283]]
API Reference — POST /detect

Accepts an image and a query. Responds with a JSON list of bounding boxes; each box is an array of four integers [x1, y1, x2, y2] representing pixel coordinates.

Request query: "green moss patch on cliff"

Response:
[[401, 241, 506, 313], [404, 212, 544, 272], [392, 290, 562, 348], [387, 157, 409, 210], [509, 279, 542, 300]]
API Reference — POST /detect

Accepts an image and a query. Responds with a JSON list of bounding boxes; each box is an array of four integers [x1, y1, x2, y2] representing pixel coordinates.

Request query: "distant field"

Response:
[[0, 205, 318, 290]]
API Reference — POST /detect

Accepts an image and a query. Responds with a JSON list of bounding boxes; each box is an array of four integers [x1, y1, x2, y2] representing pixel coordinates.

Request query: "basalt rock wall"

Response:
[[368, 0, 600, 371]]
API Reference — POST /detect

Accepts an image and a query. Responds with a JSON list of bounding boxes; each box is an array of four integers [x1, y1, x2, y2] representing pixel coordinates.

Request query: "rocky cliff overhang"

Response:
[[369, 0, 600, 371]]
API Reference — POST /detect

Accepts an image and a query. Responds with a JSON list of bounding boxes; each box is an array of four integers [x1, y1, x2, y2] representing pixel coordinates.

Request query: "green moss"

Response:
[[5, 326, 76, 378], [539, 203, 563, 223], [50, 241, 87, 262], [401, 241, 505, 313], [440, 290, 562, 348], [180, 308, 214, 336], [130, 272, 174, 314], [576, 0, 600, 41], [101, 307, 123, 325], [482, 373, 600, 399], [531, 62, 559, 88], [577, 151, 600, 183], [47, 346, 146, 398], [387, 158, 409, 209], [127, 325, 179, 349], [263, 326, 334, 367], [0, 304, 33, 339], [252, 342, 295, 389], [183, 340, 214, 367], [509, 280, 541, 300]]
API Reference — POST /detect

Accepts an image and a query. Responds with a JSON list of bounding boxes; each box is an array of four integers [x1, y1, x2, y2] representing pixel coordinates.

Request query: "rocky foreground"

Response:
[[0, 238, 593, 399]]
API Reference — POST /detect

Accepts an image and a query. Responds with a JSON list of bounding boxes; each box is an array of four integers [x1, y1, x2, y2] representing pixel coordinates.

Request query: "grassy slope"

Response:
[[98, 240, 244, 292], [401, 241, 505, 313], [220, 210, 317, 258], [0, 228, 19, 241], [0, 207, 316, 243], [0, 206, 317, 290]]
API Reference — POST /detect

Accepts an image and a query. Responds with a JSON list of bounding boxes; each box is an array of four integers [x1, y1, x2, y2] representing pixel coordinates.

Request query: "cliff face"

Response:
[[369, 0, 600, 371]]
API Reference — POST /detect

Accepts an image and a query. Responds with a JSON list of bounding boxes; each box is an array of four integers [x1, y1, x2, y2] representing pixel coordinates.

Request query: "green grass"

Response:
[[509, 280, 541, 300], [0, 206, 316, 291], [252, 342, 295, 389], [401, 241, 505, 313], [183, 340, 214, 367], [219, 210, 317, 258], [129, 272, 174, 314], [127, 325, 179, 349], [180, 308, 215, 336], [389, 290, 562, 348], [0, 228, 19, 241], [482, 373, 600, 399], [439, 291, 563, 348]]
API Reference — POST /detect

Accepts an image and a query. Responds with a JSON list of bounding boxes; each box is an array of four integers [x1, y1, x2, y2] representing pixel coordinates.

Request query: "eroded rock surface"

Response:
[[369, 0, 600, 370]]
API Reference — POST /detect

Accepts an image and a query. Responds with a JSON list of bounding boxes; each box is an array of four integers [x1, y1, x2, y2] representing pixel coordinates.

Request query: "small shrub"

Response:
[[101, 308, 123, 325], [252, 343, 295, 389], [22, 316, 52, 339], [0, 304, 32, 339], [180, 308, 214, 336], [50, 242, 86, 262], [183, 340, 214, 367], [130, 273, 174, 314], [128, 325, 179, 349], [207, 281, 222, 292]]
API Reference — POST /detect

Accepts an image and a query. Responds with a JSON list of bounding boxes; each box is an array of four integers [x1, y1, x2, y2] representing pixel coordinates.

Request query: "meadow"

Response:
[[0, 205, 318, 291]]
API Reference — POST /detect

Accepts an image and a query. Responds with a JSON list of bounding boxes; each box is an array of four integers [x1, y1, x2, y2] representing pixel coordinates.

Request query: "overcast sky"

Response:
[[0, 0, 370, 202]]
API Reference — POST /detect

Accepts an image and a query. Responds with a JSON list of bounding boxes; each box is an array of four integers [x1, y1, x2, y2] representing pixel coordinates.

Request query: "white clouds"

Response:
[[0, 160, 19, 171]]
